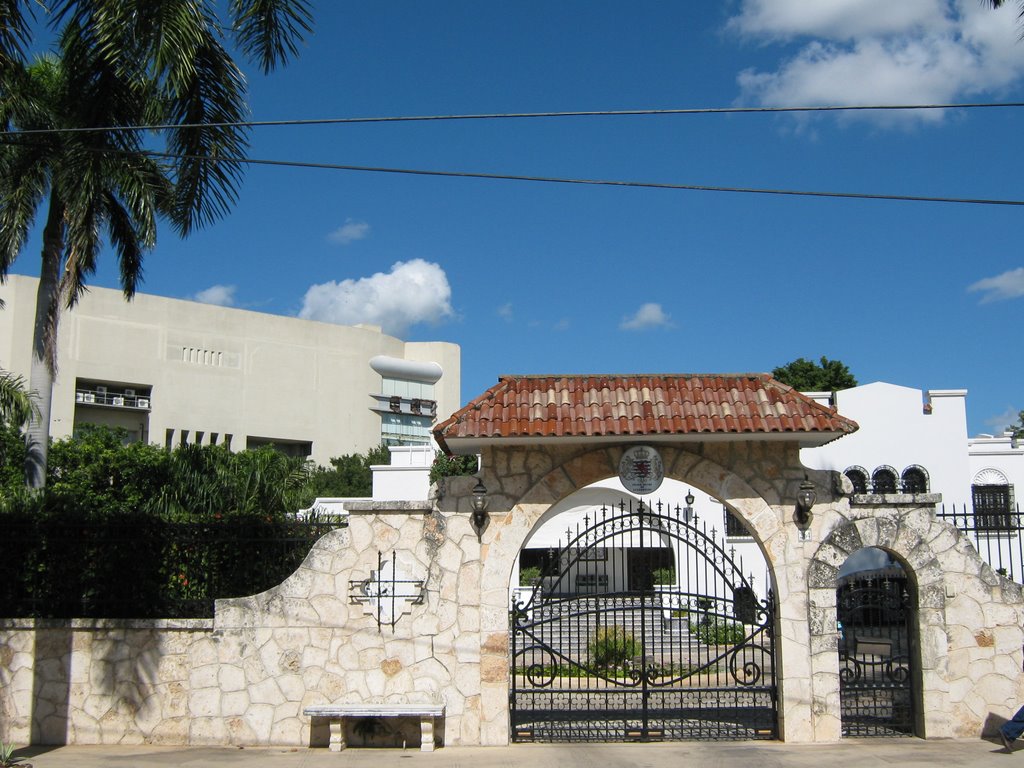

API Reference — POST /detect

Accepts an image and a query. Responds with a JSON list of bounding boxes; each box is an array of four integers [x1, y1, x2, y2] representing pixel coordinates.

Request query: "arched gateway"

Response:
[[433, 373, 862, 744], [7, 373, 1022, 750]]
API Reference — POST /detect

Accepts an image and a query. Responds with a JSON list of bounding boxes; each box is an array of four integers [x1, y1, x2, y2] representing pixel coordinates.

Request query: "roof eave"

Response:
[[437, 430, 853, 455]]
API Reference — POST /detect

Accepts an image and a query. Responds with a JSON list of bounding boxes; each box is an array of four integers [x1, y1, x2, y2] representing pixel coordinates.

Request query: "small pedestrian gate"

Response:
[[510, 498, 777, 742], [837, 575, 916, 737]]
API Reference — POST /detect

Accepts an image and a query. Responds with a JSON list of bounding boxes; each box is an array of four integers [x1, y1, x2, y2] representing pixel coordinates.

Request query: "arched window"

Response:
[[844, 466, 869, 495], [972, 468, 1015, 532], [872, 466, 898, 494], [901, 466, 929, 494]]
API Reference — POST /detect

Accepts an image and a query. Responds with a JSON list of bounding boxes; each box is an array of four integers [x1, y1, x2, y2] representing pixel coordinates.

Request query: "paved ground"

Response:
[[7, 739, 1020, 768]]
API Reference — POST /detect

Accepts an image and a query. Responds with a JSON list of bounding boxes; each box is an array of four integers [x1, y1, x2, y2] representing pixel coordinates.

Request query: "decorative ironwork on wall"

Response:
[[349, 551, 425, 631]]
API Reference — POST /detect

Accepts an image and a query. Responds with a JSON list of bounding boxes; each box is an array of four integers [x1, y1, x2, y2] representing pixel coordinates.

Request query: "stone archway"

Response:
[[807, 511, 948, 740], [474, 442, 817, 745]]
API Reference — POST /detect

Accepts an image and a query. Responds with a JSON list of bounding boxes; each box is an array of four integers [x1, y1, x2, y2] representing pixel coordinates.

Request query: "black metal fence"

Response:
[[935, 503, 1024, 584], [0, 512, 345, 619]]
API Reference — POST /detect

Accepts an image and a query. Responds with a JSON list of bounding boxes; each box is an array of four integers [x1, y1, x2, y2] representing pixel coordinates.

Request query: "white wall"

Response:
[[802, 382, 972, 505]]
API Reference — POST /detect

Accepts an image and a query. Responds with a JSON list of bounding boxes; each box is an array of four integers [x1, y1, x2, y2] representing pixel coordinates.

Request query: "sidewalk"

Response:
[[8, 739, 1017, 768]]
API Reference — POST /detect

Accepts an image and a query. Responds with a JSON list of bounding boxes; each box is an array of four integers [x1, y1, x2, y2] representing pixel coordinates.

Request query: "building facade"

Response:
[[0, 275, 460, 464]]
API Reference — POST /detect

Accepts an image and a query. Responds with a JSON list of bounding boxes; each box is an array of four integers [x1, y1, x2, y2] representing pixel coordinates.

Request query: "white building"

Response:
[[0, 275, 460, 464], [511, 380, 1024, 598]]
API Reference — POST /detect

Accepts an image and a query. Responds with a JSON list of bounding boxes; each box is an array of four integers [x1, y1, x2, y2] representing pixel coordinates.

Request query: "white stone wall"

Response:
[[0, 619, 216, 745], [3, 443, 1024, 748]]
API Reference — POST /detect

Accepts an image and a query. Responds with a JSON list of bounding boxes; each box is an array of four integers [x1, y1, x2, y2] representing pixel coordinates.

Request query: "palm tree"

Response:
[[0, 367, 36, 427], [0, 1, 312, 488]]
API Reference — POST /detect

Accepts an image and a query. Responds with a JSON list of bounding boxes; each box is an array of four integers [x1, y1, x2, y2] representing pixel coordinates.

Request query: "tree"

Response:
[[1008, 410, 1024, 439], [0, 367, 36, 427], [771, 356, 858, 392], [0, 1, 312, 488], [305, 444, 392, 499]]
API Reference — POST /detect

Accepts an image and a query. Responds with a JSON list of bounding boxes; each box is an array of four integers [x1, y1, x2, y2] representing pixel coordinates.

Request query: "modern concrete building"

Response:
[[0, 275, 460, 464]]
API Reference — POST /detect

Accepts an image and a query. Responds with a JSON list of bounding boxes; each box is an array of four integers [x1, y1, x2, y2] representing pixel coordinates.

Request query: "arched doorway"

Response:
[[836, 548, 917, 737], [509, 494, 777, 742]]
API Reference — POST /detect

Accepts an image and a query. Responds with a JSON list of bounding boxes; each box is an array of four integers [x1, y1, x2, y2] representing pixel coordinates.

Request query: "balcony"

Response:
[[75, 387, 151, 411]]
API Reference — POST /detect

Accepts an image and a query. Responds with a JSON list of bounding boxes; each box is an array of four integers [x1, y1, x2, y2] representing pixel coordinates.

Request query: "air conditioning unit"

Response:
[[76, 392, 85, 402], [96, 385, 107, 394], [137, 398, 150, 408], [83, 393, 95, 403], [124, 388, 136, 397], [112, 396, 125, 406]]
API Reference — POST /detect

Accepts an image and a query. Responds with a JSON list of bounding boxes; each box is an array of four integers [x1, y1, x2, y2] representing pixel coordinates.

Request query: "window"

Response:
[[724, 509, 750, 538], [973, 484, 1014, 532], [901, 466, 929, 494], [872, 467, 898, 494], [844, 467, 869, 495]]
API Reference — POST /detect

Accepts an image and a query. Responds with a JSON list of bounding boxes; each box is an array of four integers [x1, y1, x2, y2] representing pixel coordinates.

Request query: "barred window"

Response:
[[724, 510, 750, 538], [844, 468, 868, 495], [901, 466, 928, 494], [973, 484, 1014, 531], [872, 467, 898, 494]]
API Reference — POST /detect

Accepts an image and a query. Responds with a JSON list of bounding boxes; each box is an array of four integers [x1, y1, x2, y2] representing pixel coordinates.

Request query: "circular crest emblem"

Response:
[[618, 445, 664, 494]]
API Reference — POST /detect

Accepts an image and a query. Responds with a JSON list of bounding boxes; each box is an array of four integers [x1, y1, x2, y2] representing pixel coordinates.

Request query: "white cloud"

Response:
[[967, 266, 1024, 303], [984, 406, 1021, 434], [620, 303, 673, 331], [298, 259, 453, 337], [497, 302, 514, 321], [328, 218, 371, 245], [728, 0, 947, 41], [193, 284, 236, 306], [730, 0, 1024, 125], [553, 318, 570, 332]]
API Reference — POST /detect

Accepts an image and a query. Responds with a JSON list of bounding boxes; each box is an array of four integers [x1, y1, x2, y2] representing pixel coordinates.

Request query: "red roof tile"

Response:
[[433, 373, 858, 453]]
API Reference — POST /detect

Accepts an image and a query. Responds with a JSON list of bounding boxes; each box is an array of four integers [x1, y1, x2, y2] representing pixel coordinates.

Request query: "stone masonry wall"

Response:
[[0, 619, 216, 745], [3, 441, 1023, 747]]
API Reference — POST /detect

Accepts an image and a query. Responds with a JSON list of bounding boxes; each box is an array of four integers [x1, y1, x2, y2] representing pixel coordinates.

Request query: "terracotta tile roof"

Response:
[[433, 373, 858, 453]]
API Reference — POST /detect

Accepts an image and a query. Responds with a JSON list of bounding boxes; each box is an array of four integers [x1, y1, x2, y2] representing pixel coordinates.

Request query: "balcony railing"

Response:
[[75, 388, 151, 410]]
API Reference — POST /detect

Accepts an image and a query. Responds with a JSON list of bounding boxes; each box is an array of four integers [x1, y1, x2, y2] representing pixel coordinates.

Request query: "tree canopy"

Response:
[[1009, 410, 1024, 439], [0, 0, 313, 487], [0, 368, 36, 427], [771, 356, 858, 393]]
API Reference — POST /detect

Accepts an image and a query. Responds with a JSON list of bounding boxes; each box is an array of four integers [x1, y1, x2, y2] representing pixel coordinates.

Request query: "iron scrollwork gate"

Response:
[[510, 498, 777, 742], [838, 576, 915, 737]]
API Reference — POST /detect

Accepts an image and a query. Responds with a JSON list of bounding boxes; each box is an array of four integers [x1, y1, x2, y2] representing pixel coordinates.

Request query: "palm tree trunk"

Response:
[[24, 198, 64, 489]]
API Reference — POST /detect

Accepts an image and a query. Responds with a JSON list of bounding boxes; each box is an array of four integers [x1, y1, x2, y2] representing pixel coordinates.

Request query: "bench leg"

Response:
[[329, 719, 347, 752], [420, 716, 435, 752]]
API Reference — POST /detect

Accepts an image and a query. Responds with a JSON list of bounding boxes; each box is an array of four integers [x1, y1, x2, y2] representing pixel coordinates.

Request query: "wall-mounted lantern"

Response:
[[471, 480, 489, 541], [795, 477, 816, 527], [683, 489, 696, 523]]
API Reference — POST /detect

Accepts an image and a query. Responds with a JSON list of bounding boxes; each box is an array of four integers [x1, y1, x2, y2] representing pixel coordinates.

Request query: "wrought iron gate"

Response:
[[837, 576, 915, 737], [510, 498, 777, 742]]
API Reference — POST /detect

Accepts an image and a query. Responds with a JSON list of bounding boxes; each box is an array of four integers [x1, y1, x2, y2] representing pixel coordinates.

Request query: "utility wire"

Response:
[[3, 100, 1024, 137], [139, 149, 1024, 207]]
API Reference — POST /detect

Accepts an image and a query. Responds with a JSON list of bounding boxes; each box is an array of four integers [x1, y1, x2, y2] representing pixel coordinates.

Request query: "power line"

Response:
[[3, 100, 1024, 137], [140, 149, 1024, 207]]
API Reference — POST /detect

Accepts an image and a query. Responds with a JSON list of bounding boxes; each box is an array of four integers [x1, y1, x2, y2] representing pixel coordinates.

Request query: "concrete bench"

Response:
[[304, 703, 445, 752]]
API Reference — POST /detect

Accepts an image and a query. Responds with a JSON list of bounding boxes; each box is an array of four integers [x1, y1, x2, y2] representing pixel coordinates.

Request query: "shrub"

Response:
[[689, 619, 747, 645], [519, 565, 542, 586], [429, 453, 478, 485], [588, 625, 639, 668], [652, 566, 675, 584]]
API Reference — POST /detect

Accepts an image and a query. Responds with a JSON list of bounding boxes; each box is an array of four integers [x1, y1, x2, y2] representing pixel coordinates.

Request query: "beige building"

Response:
[[0, 275, 460, 464]]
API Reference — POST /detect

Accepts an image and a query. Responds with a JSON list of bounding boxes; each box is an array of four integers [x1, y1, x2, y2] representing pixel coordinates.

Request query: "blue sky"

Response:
[[9, 1, 1024, 436]]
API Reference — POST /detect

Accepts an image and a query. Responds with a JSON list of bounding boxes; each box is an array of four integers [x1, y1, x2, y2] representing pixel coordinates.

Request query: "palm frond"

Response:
[[166, 33, 247, 234], [0, 368, 39, 427], [230, 0, 313, 73], [0, 0, 32, 71]]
